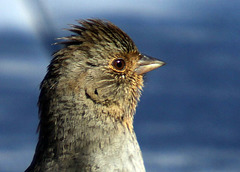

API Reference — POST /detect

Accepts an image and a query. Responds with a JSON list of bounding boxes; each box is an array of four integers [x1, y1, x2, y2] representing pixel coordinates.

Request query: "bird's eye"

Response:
[[112, 58, 125, 71]]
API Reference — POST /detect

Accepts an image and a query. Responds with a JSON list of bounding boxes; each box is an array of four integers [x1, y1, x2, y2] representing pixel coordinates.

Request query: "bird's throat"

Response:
[[33, 105, 139, 170]]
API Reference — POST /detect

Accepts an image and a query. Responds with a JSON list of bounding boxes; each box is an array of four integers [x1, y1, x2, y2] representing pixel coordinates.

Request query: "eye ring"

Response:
[[112, 58, 126, 71]]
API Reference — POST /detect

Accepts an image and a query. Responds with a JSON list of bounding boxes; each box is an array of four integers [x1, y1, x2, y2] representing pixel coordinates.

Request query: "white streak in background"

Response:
[[1, 0, 239, 31], [1, 0, 232, 32], [45, 0, 175, 18], [0, 58, 47, 79], [0, 1, 34, 32], [143, 148, 240, 172], [43, 0, 237, 21], [138, 122, 239, 141], [44, 0, 182, 18], [0, 0, 173, 31]]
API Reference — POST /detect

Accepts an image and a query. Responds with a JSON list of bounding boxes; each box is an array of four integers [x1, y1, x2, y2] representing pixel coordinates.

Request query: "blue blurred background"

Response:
[[0, 0, 240, 171]]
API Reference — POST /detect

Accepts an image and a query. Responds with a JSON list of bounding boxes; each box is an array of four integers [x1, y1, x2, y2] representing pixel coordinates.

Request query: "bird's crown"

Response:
[[58, 19, 138, 54]]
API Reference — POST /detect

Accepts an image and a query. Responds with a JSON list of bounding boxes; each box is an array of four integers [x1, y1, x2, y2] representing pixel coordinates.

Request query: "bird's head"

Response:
[[40, 19, 164, 128]]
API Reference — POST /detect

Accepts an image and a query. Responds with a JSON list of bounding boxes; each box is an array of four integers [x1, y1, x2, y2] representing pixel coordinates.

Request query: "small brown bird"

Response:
[[26, 19, 165, 172]]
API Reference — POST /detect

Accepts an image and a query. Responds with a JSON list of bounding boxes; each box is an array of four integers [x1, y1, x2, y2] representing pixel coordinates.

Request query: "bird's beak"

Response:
[[135, 54, 165, 75]]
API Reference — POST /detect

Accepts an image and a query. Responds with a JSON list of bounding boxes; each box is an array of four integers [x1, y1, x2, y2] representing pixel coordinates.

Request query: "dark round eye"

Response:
[[112, 58, 125, 71]]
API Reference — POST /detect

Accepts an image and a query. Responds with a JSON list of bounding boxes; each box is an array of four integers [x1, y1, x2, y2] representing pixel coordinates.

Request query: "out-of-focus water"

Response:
[[0, 1, 239, 172]]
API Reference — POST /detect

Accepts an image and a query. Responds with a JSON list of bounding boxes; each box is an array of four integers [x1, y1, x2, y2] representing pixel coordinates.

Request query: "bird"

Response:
[[25, 19, 165, 172]]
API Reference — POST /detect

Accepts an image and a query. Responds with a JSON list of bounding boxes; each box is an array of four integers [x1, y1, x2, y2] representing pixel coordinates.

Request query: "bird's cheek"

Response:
[[84, 86, 111, 104]]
